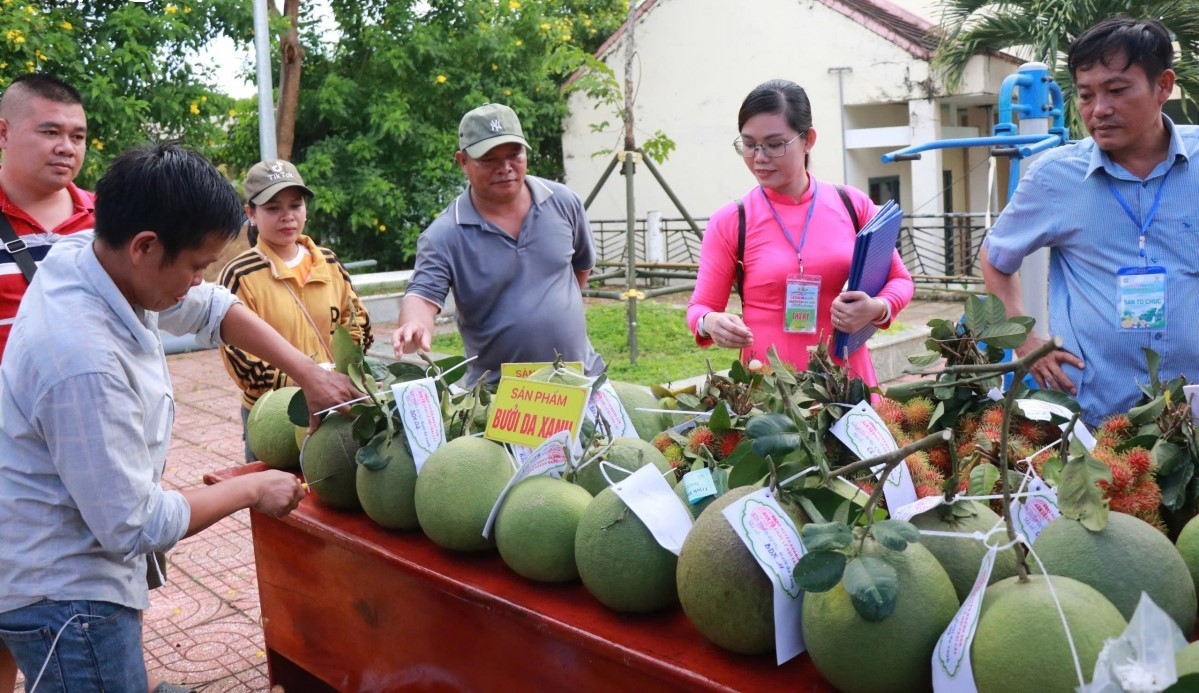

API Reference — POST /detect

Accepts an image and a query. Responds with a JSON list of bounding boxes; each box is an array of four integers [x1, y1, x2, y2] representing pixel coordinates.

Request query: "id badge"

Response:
[[784, 274, 821, 334], [1116, 265, 1166, 330]]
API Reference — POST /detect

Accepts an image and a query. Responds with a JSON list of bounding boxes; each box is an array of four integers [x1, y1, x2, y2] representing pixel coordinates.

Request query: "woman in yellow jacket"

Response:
[[220, 160, 372, 461]]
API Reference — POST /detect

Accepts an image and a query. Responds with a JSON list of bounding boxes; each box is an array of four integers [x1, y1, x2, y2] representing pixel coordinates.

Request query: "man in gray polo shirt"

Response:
[[392, 103, 603, 385]]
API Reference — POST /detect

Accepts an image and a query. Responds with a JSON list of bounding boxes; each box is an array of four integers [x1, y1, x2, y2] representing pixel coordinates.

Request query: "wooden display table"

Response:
[[206, 463, 834, 692]]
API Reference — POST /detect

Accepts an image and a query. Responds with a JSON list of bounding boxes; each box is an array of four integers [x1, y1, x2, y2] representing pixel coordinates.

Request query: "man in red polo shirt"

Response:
[[0, 73, 94, 360], [0, 72, 92, 688]]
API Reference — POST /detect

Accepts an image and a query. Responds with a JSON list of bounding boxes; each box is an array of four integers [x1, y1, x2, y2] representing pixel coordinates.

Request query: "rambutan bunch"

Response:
[[905, 451, 945, 499], [686, 425, 717, 456], [1090, 443, 1163, 530], [901, 397, 935, 432]]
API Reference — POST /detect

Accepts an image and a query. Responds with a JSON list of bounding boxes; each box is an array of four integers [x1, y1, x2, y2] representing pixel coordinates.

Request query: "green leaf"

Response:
[[1024, 389, 1081, 415], [1152, 439, 1187, 476], [332, 324, 363, 375], [793, 551, 847, 593], [795, 494, 828, 524], [352, 410, 379, 445], [726, 447, 769, 488], [287, 389, 310, 428], [1143, 347, 1162, 394], [766, 346, 797, 386], [843, 555, 899, 622], [871, 520, 920, 551], [968, 463, 999, 497], [708, 402, 732, 434], [745, 413, 803, 458], [1058, 452, 1112, 531], [1128, 396, 1167, 426], [355, 431, 392, 471], [907, 350, 942, 368], [965, 294, 1006, 332], [387, 361, 427, 382], [729, 359, 750, 383], [1009, 316, 1036, 333], [800, 522, 854, 551], [1159, 464, 1193, 512], [976, 322, 1028, 349], [1039, 455, 1064, 486]]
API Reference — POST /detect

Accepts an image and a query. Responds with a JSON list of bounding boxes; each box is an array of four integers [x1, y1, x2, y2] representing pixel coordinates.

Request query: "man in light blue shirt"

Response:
[[0, 144, 361, 690], [982, 17, 1199, 426]]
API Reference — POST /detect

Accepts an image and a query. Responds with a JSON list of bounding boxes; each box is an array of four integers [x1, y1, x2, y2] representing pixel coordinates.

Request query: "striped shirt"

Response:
[[0, 232, 238, 613], [0, 177, 96, 359], [984, 116, 1199, 426]]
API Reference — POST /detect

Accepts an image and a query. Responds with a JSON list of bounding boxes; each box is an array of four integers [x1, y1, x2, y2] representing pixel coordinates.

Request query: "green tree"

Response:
[[932, 0, 1199, 136], [223, 0, 628, 269], [0, 1, 252, 186]]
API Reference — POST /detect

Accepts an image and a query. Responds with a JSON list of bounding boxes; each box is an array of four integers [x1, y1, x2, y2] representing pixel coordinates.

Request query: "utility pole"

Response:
[[253, 0, 278, 161], [828, 66, 852, 185]]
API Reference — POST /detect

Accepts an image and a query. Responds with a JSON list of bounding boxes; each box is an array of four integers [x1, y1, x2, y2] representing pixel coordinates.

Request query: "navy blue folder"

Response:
[[833, 200, 904, 357]]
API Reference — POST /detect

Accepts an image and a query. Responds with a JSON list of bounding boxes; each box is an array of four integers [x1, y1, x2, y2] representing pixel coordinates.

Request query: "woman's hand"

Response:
[[831, 292, 887, 333], [703, 312, 754, 349]]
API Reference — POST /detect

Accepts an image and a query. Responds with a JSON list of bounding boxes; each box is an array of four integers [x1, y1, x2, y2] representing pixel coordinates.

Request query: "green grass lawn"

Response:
[[430, 299, 911, 387], [431, 300, 740, 386]]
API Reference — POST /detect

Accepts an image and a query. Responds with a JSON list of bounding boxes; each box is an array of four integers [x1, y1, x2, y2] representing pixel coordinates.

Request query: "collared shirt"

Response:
[[0, 174, 96, 358], [984, 115, 1199, 426], [406, 175, 604, 385], [0, 232, 238, 613]]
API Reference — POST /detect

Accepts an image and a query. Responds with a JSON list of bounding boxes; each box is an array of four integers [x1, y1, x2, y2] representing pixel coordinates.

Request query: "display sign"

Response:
[[484, 376, 590, 448]]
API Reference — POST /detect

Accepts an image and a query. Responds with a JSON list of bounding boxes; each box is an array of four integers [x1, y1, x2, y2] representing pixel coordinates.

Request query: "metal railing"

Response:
[[589, 213, 990, 291]]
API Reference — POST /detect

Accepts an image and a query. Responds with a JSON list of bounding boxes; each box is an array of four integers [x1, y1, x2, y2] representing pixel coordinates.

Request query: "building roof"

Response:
[[591, 0, 940, 63]]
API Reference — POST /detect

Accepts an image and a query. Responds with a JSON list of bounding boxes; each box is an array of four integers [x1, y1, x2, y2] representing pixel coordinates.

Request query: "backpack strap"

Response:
[[0, 214, 37, 282], [734, 198, 746, 301], [835, 184, 861, 233]]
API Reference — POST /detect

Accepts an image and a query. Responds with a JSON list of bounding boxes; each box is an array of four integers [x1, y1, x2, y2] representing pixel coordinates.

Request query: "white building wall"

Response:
[[562, 0, 955, 224]]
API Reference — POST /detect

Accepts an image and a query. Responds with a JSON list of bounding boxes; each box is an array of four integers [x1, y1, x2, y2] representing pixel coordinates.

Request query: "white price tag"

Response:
[[610, 464, 693, 555], [586, 381, 638, 439], [391, 377, 446, 473], [830, 401, 917, 509], [483, 430, 573, 538], [932, 549, 995, 692], [721, 487, 806, 664], [891, 494, 946, 522], [1012, 474, 1060, 545], [1014, 399, 1095, 452]]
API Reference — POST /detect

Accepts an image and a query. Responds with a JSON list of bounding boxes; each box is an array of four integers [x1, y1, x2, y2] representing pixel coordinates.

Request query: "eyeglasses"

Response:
[[732, 133, 802, 158]]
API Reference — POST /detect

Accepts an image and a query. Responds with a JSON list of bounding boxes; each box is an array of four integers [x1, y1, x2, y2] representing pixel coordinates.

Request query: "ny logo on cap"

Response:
[[489, 119, 503, 133]]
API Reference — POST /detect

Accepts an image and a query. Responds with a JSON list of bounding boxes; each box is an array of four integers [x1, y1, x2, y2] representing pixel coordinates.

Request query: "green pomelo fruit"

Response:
[[1034, 512, 1196, 635], [356, 433, 419, 530], [674, 477, 718, 519], [496, 476, 593, 582], [302, 413, 362, 511], [294, 424, 308, 452], [611, 381, 670, 441], [1177, 641, 1199, 677], [575, 437, 674, 496], [1174, 513, 1199, 604], [414, 436, 513, 552], [574, 486, 680, 613], [803, 539, 958, 693], [676, 486, 805, 655], [910, 501, 1019, 602], [972, 575, 1126, 693], [247, 386, 302, 469]]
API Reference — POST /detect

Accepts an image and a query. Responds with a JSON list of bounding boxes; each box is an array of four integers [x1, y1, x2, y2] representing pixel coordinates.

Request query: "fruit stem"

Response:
[[828, 430, 952, 479], [998, 365, 1031, 581]]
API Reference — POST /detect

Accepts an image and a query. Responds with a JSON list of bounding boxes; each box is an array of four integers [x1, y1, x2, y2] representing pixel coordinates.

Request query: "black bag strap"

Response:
[[732, 185, 860, 302], [835, 184, 861, 233], [0, 214, 37, 282], [733, 198, 746, 301]]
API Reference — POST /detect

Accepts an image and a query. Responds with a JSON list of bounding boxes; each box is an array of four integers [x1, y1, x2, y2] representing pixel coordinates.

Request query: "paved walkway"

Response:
[[12, 297, 964, 691]]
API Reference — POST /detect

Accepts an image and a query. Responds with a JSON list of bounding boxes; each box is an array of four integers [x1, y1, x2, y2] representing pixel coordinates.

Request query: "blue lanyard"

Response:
[[761, 179, 818, 275], [1105, 167, 1171, 261]]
